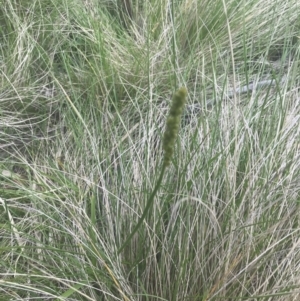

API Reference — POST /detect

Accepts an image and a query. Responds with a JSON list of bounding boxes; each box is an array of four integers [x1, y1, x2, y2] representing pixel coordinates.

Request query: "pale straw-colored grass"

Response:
[[1, 0, 300, 300]]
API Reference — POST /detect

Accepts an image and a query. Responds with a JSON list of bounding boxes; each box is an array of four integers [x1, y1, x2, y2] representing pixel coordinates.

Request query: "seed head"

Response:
[[162, 87, 187, 168]]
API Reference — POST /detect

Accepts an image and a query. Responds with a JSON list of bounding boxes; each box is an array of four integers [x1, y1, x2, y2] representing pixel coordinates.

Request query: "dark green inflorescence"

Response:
[[162, 87, 187, 168]]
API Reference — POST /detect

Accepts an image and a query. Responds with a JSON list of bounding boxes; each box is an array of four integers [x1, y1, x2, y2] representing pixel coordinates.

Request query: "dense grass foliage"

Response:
[[1, 0, 300, 300]]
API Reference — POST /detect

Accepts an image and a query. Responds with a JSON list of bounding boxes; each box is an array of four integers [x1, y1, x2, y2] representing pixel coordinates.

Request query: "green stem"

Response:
[[117, 165, 166, 255]]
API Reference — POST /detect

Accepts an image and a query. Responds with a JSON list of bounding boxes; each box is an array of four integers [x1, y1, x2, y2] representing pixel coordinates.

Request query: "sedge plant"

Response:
[[118, 87, 187, 254]]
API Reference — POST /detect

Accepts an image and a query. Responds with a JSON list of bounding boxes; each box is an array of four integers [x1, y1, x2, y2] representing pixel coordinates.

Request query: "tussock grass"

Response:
[[1, 0, 300, 300]]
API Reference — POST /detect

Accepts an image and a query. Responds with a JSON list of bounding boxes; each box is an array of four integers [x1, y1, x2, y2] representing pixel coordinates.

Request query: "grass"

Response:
[[1, 0, 300, 300]]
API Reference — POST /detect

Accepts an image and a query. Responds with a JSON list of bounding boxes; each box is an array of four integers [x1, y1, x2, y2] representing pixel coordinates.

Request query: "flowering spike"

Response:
[[162, 87, 187, 168]]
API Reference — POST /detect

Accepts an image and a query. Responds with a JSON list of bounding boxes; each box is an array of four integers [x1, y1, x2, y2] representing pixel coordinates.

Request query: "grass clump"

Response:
[[1, 0, 300, 300]]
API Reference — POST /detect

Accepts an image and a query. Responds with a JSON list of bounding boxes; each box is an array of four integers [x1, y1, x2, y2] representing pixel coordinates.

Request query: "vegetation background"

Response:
[[1, 0, 300, 300]]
